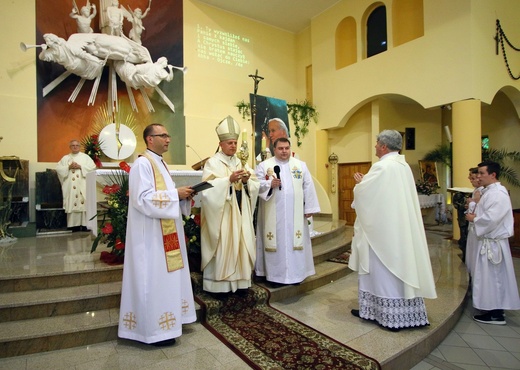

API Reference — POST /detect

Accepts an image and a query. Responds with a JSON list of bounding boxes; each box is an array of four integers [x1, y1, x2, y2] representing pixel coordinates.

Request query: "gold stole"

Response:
[[262, 157, 304, 252], [141, 152, 184, 272]]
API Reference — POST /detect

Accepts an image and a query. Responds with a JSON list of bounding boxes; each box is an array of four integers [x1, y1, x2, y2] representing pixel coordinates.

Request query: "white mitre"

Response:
[[216, 116, 240, 142]]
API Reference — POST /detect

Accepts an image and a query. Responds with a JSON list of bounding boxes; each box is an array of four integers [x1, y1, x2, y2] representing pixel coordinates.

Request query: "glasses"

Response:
[[149, 134, 171, 139]]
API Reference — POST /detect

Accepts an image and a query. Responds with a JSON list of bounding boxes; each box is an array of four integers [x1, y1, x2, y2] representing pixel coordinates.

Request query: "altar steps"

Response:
[[0, 217, 351, 358]]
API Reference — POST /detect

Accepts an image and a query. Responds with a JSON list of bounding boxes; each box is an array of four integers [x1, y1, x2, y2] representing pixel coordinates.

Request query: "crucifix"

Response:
[[248, 69, 264, 166]]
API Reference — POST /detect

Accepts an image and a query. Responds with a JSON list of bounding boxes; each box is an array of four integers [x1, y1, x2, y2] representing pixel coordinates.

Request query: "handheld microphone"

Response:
[[273, 165, 281, 190]]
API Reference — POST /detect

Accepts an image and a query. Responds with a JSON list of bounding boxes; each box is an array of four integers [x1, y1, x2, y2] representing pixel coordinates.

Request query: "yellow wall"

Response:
[[482, 92, 520, 208], [311, 0, 520, 129], [2, 0, 520, 222]]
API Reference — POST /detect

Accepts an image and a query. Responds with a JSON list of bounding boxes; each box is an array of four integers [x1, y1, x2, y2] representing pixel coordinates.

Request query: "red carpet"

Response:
[[192, 273, 380, 370]]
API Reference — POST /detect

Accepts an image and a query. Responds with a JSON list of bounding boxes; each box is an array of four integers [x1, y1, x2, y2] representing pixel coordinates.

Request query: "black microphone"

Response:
[[273, 165, 281, 190]]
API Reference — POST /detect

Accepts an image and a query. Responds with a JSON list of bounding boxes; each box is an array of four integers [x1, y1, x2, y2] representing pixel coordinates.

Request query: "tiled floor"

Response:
[[415, 289, 520, 370], [0, 226, 518, 370]]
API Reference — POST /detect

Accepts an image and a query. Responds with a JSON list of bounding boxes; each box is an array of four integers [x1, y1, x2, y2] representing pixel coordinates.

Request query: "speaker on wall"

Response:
[[405, 127, 415, 150]]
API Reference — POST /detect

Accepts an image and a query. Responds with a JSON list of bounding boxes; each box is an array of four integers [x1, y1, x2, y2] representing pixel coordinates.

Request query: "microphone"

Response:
[[186, 144, 209, 170], [186, 144, 203, 163], [273, 165, 281, 190]]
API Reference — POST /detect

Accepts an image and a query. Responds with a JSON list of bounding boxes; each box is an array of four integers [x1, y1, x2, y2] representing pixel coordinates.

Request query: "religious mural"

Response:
[[35, 0, 184, 164], [249, 94, 289, 158]]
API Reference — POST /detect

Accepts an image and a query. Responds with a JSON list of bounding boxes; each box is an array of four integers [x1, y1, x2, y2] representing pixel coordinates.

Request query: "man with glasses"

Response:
[[118, 123, 196, 346], [56, 139, 96, 232]]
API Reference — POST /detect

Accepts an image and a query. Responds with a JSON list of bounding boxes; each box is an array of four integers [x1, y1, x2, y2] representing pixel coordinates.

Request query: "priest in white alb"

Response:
[[119, 124, 196, 346], [348, 129, 437, 331], [255, 137, 320, 286], [56, 139, 96, 232]]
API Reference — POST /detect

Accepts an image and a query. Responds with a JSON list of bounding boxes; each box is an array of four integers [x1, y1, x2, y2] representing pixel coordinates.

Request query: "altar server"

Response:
[[465, 160, 520, 325]]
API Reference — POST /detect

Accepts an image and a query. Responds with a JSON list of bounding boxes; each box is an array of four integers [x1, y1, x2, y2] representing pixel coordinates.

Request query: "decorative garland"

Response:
[[495, 19, 520, 80]]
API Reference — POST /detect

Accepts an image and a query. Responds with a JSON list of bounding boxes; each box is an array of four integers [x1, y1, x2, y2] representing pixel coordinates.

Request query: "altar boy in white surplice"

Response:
[[119, 124, 196, 347], [255, 137, 320, 286]]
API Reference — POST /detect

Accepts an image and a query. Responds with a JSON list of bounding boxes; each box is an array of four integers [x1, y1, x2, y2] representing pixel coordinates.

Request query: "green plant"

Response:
[[183, 207, 201, 256], [82, 134, 103, 168], [91, 162, 131, 260], [416, 180, 439, 195], [423, 144, 452, 168], [287, 100, 318, 147], [236, 100, 251, 120], [422, 144, 520, 188], [482, 148, 520, 188]]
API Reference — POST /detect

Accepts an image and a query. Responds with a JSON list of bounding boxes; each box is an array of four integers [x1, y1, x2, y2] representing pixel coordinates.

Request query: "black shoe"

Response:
[[473, 312, 506, 325], [385, 326, 402, 332], [151, 338, 176, 347], [235, 288, 249, 297], [267, 281, 285, 289], [208, 291, 229, 300], [351, 309, 360, 318]]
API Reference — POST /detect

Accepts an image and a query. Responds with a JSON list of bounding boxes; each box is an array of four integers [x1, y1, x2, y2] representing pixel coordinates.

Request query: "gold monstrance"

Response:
[[235, 130, 249, 191], [237, 129, 249, 169]]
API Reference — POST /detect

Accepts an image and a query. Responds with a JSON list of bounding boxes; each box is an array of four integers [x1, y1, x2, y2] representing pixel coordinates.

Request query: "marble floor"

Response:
[[0, 225, 519, 370]]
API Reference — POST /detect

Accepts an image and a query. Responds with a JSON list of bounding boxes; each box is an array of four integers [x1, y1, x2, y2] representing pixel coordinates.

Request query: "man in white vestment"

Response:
[[56, 139, 96, 231], [119, 124, 196, 346], [465, 160, 520, 325], [200, 116, 260, 294], [255, 137, 320, 286], [348, 130, 437, 331]]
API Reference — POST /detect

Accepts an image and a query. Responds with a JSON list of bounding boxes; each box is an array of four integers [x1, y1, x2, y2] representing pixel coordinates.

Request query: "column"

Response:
[[451, 99, 481, 241]]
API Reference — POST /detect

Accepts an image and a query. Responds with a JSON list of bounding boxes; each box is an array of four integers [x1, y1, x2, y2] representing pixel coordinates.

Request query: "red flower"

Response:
[[119, 161, 131, 173], [102, 223, 114, 234], [193, 214, 201, 226], [94, 157, 102, 168], [115, 238, 125, 250], [103, 184, 121, 194]]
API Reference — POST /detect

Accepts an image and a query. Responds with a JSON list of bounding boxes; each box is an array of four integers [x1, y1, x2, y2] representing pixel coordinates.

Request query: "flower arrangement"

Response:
[[91, 162, 131, 263], [82, 134, 103, 168], [183, 206, 201, 272], [416, 179, 439, 196]]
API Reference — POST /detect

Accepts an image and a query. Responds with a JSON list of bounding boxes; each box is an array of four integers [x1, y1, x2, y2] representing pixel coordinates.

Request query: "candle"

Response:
[[261, 136, 266, 150], [242, 129, 247, 142]]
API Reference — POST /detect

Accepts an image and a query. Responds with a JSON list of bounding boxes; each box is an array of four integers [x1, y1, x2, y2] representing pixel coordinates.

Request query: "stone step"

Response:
[[0, 267, 123, 293], [0, 261, 352, 358], [0, 282, 122, 322], [0, 309, 119, 358], [257, 261, 353, 303], [0, 220, 352, 357]]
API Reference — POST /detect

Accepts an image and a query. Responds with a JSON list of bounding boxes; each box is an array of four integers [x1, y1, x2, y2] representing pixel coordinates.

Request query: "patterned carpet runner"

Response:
[[328, 251, 351, 264], [192, 273, 380, 370]]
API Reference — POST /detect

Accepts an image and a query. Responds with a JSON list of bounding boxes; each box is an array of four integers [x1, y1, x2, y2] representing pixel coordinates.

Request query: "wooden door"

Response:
[[338, 162, 371, 225]]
